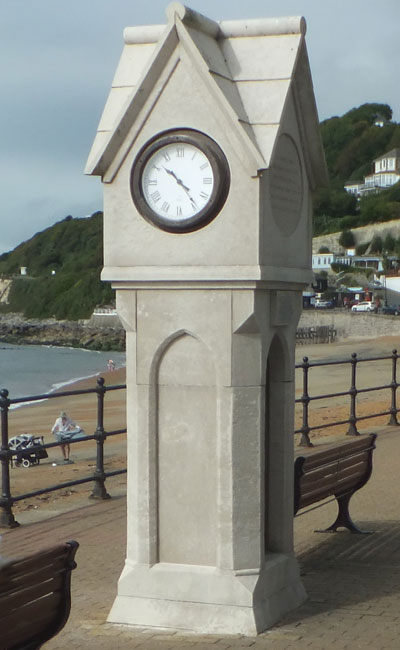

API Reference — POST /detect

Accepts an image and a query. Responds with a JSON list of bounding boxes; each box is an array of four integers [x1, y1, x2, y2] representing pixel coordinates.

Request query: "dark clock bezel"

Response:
[[130, 129, 230, 233]]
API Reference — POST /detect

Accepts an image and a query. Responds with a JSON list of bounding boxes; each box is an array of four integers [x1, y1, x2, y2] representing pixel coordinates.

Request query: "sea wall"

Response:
[[299, 309, 400, 340], [312, 218, 400, 253], [0, 314, 125, 351], [2, 310, 398, 351]]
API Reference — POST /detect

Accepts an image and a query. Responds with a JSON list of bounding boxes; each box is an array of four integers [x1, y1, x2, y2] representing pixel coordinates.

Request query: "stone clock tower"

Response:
[[86, 3, 327, 635]]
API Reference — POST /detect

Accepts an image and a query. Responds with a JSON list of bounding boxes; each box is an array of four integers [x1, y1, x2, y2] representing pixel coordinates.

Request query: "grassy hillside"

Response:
[[314, 103, 400, 235], [0, 212, 114, 320]]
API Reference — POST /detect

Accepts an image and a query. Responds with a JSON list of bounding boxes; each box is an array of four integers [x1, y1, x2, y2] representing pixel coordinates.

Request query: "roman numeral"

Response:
[[200, 191, 209, 199], [161, 201, 170, 213], [200, 162, 209, 170], [162, 152, 171, 162], [176, 146, 184, 157], [147, 179, 157, 186], [150, 191, 161, 202], [176, 206, 182, 216], [203, 177, 212, 184]]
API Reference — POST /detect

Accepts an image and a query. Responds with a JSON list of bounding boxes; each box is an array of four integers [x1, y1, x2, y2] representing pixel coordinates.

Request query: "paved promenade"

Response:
[[2, 426, 400, 650]]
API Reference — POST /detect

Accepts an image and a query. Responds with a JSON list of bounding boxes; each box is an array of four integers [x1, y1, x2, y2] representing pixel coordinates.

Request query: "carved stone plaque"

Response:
[[270, 134, 303, 236]]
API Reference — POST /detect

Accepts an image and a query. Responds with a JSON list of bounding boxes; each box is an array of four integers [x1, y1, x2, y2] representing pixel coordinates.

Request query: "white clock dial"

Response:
[[131, 130, 230, 233], [141, 142, 214, 221]]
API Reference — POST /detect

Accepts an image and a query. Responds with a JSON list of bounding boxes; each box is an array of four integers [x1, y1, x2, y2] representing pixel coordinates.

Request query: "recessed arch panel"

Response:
[[265, 332, 293, 554], [156, 332, 217, 565]]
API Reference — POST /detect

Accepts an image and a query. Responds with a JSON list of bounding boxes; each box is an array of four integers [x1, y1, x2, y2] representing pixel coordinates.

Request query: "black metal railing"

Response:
[[0, 377, 127, 528], [296, 349, 399, 447], [296, 325, 337, 345], [3, 349, 400, 525]]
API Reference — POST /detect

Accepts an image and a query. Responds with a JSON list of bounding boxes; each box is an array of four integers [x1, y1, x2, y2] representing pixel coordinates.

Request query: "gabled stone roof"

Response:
[[85, 2, 327, 189]]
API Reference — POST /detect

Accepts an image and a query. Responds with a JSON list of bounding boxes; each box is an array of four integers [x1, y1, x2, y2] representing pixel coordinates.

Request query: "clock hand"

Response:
[[162, 166, 198, 210], [163, 167, 191, 193]]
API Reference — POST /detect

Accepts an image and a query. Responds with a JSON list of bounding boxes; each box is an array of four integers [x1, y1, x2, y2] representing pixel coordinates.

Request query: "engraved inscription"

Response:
[[270, 134, 303, 236]]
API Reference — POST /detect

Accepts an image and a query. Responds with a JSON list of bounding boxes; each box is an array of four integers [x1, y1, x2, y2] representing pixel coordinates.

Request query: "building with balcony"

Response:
[[345, 149, 400, 197]]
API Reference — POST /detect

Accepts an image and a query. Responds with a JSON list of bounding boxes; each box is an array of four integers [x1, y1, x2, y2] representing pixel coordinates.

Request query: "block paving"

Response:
[[2, 426, 400, 650]]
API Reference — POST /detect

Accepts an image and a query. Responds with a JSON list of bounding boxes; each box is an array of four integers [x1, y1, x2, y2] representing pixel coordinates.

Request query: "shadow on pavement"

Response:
[[279, 520, 400, 625]]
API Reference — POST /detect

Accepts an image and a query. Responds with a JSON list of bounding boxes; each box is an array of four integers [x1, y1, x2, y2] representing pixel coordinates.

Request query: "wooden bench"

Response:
[[0, 540, 78, 650], [294, 433, 377, 533]]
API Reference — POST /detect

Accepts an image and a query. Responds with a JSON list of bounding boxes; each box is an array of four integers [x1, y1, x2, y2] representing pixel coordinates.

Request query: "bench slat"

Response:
[[0, 540, 78, 650], [299, 457, 368, 494], [301, 458, 338, 475], [302, 441, 374, 472], [1, 557, 71, 596], [297, 458, 369, 505], [2, 546, 71, 575], [0, 575, 63, 618], [294, 433, 376, 532], [0, 597, 60, 649], [3, 543, 72, 573], [298, 478, 337, 503]]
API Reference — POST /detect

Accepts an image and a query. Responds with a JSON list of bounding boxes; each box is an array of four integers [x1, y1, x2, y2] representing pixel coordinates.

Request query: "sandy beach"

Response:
[[7, 366, 126, 441], [294, 335, 400, 439], [2, 367, 127, 524]]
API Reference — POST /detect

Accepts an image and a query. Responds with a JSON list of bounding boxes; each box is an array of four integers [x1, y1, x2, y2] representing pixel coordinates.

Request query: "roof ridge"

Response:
[[374, 148, 400, 161], [124, 4, 306, 44]]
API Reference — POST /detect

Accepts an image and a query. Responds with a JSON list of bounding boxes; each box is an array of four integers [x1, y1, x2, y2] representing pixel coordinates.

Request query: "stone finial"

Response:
[[166, 2, 220, 37]]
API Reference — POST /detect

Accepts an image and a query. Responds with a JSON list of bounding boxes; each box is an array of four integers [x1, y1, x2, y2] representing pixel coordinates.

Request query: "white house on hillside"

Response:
[[312, 252, 335, 270], [345, 148, 400, 197]]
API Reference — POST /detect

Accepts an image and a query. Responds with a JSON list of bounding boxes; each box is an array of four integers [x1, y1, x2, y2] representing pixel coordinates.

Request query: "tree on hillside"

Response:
[[339, 229, 355, 249], [320, 103, 394, 182], [0, 211, 114, 320], [383, 233, 396, 253], [370, 234, 383, 253], [356, 242, 370, 255], [313, 104, 400, 235]]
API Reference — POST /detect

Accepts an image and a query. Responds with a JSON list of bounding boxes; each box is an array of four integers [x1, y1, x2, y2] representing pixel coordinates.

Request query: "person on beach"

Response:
[[51, 411, 77, 464], [107, 359, 115, 372]]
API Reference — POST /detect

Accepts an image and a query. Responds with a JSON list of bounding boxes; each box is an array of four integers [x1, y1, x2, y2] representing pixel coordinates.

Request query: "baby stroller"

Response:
[[8, 434, 49, 468]]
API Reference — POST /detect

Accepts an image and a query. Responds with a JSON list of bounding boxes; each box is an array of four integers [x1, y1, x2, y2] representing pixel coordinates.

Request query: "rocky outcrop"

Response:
[[0, 279, 12, 304], [0, 314, 125, 351]]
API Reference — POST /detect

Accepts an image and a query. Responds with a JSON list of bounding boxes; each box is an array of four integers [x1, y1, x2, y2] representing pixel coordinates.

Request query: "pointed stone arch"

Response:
[[151, 329, 218, 566], [264, 331, 294, 555]]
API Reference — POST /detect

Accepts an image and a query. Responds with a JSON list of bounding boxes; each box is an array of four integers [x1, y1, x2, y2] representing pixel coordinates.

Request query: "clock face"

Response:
[[130, 130, 230, 233]]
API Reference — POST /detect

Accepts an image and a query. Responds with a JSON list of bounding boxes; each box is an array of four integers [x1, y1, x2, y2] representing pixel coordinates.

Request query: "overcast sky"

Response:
[[0, 0, 399, 255]]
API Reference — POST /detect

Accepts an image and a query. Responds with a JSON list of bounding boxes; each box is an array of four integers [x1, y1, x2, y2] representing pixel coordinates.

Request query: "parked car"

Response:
[[351, 301, 377, 313], [382, 304, 400, 315], [314, 300, 334, 309]]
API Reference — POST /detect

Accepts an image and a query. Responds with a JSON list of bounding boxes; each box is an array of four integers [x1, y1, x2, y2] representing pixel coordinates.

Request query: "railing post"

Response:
[[388, 349, 399, 426], [347, 353, 359, 436], [0, 389, 19, 528], [90, 377, 111, 500], [299, 357, 313, 447]]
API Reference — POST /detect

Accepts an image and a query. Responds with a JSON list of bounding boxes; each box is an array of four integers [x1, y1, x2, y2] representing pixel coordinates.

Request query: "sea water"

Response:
[[0, 343, 126, 400]]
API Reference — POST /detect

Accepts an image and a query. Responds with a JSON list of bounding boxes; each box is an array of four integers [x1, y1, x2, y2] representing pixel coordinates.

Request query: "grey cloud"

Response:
[[0, 0, 398, 254]]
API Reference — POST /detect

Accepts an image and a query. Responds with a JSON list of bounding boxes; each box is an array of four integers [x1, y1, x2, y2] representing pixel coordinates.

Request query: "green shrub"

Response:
[[355, 242, 370, 255], [383, 233, 396, 252], [338, 229, 355, 249], [370, 234, 383, 253]]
